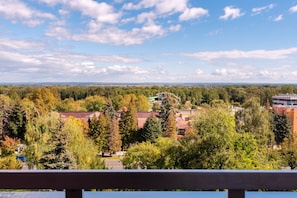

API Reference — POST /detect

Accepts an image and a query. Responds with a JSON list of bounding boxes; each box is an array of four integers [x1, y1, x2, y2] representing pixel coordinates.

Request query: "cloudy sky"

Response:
[[0, 0, 297, 83]]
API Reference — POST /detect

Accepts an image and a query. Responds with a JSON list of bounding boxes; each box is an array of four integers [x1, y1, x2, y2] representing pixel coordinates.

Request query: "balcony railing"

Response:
[[1, 170, 297, 198]]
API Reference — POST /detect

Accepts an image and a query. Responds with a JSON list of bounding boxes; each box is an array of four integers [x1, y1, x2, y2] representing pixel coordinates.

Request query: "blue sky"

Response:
[[0, 0, 297, 83]]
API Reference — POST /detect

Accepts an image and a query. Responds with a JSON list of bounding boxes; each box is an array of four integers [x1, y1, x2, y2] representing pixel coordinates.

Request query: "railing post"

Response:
[[65, 189, 83, 198], [227, 189, 245, 198]]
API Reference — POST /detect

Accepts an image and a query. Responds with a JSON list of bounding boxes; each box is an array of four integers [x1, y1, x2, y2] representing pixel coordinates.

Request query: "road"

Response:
[[105, 159, 123, 170]]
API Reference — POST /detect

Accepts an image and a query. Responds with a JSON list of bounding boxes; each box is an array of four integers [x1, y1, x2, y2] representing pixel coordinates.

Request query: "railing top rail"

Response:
[[1, 170, 297, 190]]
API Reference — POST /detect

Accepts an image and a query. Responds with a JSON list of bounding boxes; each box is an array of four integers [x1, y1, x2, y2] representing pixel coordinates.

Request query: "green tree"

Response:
[[140, 113, 162, 142], [56, 97, 86, 112], [119, 98, 138, 149], [109, 116, 122, 153], [122, 141, 161, 169], [273, 114, 291, 145], [0, 156, 22, 169], [7, 103, 27, 140], [279, 140, 297, 169], [201, 89, 219, 104], [136, 94, 149, 112], [39, 114, 77, 169], [190, 108, 237, 169], [0, 94, 12, 140], [64, 116, 105, 169], [83, 95, 106, 112], [235, 97, 274, 147], [88, 113, 109, 152], [152, 102, 161, 112], [26, 88, 60, 116], [233, 132, 277, 169], [24, 112, 52, 169], [120, 94, 137, 110], [159, 95, 178, 135], [163, 110, 177, 139]]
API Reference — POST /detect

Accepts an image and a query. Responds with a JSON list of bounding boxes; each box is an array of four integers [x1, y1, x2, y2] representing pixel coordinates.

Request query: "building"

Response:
[[59, 112, 100, 124], [272, 94, 297, 107], [272, 94, 297, 137], [58, 109, 196, 137]]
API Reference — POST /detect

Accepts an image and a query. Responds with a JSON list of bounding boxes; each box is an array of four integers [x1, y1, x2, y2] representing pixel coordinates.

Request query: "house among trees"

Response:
[[59, 112, 100, 124], [58, 109, 196, 137]]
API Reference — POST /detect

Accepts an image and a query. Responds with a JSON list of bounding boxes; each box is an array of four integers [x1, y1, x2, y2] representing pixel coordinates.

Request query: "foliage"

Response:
[[163, 110, 177, 139], [88, 113, 109, 152], [24, 113, 52, 169], [272, 114, 291, 145], [39, 114, 77, 169], [83, 95, 106, 112], [136, 94, 149, 112], [103, 99, 122, 153], [25, 87, 60, 116], [0, 84, 296, 170], [56, 97, 86, 112], [6, 103, 27, 140], [0, 94, 12, 139], [109, 117, 122, 153], [140, 113, 162, 142], [159, 95, 178, 136], [119, 98, 138, 149], [122, 141, 161, 169], [235, 97, 274, 147], [1, 136, 20, 156], [233, 133, 277, 169], [154, 137, 179, 168], [64, 117, 105, 169], [0, 156, 22, 169], [279, 140, 297, 169]]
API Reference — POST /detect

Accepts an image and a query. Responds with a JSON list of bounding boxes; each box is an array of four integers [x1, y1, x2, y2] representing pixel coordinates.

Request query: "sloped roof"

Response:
[[59, 112, 100, 120]]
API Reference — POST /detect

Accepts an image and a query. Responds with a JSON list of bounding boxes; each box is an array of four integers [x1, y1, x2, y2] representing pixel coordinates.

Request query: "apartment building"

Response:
[[272, 94, 297, 137]]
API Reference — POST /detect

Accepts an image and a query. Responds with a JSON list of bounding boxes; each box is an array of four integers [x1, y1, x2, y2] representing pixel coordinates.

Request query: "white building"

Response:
[[272, 94, 297, 107]]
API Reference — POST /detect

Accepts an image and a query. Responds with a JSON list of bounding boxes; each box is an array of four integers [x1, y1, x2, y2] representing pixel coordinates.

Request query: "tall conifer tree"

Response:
[[163, 110, 177, 139], [109, 116, 122, 153], [40, 118, 77, 169], [141, 113, 162, 142], [119, 98, 138, 149]]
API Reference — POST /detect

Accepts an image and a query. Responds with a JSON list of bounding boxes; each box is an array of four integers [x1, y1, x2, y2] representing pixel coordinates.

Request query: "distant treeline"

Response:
[[0, 84, 296, 108]]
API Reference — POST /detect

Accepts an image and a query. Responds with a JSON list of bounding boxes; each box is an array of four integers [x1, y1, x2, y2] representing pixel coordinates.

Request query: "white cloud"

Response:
[[38, 0, 62, 6], [67, 0, 121, 24], [39, 0, 121, 24], [169, 24, 181, 32], [0, 38, 44, 50], [0, 0, 56, 26], [252, 4, 274, 15], [48, 19, 167, 45], [220, 6, 244, 20], [0, 37, 147, 82], [123, 0, 187, 14], [155, 0, 187, 15], [122, 2, 143, 10], [182, 48, 297, 61], [212, 68, 239, 76], [273, 14, 283, 22], [136, 12, 156, 24], [107, 65, 148, 74], [46, 26, 70, 40], [40, 0, 206, 45], [121, 17, 135, 24], [179, 7, 208, 21], [195, 69, 204, 75], [289, 5, 297, 13]]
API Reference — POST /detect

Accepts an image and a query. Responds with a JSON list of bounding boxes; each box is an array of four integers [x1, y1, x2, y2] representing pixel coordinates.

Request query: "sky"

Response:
[[0, 0, 297, 83]]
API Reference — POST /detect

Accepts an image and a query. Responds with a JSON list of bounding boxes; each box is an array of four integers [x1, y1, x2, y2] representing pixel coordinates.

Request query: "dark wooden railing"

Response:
[[1, 170, 297, 198]]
